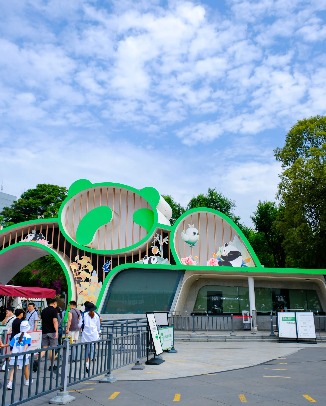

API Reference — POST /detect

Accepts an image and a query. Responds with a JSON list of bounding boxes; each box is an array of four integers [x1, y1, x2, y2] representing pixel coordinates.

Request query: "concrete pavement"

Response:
[[112, 339, 326, 381]]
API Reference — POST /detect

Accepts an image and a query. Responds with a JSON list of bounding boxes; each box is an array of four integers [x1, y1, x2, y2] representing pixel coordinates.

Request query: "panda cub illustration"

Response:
[[220, 243, 242, 267], [142, 255, 158, 264]]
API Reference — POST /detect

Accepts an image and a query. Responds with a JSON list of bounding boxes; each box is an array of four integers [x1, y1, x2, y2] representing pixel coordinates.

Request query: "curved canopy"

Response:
[[0, 285, 56, 298]]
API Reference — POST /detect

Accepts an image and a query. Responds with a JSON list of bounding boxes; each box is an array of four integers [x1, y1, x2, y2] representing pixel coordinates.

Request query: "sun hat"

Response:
[[20, 320, 30, 333], [85, 302, 97, 311]]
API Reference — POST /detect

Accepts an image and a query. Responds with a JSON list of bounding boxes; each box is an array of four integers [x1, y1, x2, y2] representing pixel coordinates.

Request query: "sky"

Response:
[[0, 0, 325, 227]]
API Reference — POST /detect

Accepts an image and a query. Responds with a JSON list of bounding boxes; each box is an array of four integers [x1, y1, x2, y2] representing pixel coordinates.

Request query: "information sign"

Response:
[[146, 313, 163, 355], [278, 312, 297, 338], [296, 312, 316, 339], [158, 326, 174, 350]]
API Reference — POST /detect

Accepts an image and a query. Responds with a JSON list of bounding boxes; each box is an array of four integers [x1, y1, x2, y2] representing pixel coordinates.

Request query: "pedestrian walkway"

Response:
[[112, 339, 326, 381]]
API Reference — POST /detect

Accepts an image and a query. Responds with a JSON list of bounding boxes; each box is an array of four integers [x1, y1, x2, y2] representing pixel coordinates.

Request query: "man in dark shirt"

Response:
[[10, 309, 25, 340], [33, 298, 58, 372]]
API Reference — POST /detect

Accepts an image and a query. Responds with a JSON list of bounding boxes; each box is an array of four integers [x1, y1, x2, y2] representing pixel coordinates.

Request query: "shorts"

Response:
[[9, 356, 30, 368], [70, 331, 80, 342], [42, 333, 58, 347]]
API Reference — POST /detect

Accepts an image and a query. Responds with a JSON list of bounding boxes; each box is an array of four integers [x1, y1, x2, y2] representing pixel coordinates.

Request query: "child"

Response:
[[7, 320, 32, 390]]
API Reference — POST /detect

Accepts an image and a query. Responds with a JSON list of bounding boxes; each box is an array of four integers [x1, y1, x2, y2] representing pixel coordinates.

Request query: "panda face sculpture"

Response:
[[59, 179, 162, 253], [220, 243, 243, 267]]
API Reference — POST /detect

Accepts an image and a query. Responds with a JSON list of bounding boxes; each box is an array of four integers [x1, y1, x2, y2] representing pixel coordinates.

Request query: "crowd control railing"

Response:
[[171, 314, 235, 332], [0, 329, 151, 406], [100, 318, 147, 338]]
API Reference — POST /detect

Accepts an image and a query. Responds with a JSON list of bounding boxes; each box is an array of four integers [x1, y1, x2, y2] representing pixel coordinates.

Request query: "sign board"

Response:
[[146, 313, 163, 356], [153, 311, 169, 326], [29, 331, 42, 351], [158, 326, 174, 351], [278, 312, 297, 339], [296, 312, 316, 339]]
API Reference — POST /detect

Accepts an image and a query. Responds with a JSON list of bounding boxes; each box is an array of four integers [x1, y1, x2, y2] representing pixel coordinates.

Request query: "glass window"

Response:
[[256, 288, 272, 313], [193, 285, 249, 315], [306, 290, 322, 312], [101, 268, 184, 314]]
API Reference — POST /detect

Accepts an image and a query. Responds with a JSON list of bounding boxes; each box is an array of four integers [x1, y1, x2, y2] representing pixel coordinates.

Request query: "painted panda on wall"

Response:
[[219, 243, 243, 267], [142, 255, 158, 264]]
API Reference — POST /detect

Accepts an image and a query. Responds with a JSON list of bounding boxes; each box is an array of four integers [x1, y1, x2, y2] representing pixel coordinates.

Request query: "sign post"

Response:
[[145, 313, 164, 365]]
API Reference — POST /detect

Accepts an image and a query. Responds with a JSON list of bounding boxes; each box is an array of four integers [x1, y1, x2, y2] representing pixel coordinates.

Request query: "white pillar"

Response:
[[248, 276, 257, 332]]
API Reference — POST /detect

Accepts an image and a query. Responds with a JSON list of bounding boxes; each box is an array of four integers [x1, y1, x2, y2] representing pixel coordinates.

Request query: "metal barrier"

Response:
[[171, 315, 234, 332], [0, 330, 149, 406], [101, 319, 147, 338], [314, 315, 326, 332], [0, 337, 113, 406], [111, 330, 147, 370]]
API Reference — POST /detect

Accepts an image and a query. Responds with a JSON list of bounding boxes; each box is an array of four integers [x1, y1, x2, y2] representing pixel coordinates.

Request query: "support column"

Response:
[[248, 276, 257, 333]]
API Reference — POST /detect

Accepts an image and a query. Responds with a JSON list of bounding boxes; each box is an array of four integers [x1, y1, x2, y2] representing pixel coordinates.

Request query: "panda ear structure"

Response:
[[133, 208, 155, 232]]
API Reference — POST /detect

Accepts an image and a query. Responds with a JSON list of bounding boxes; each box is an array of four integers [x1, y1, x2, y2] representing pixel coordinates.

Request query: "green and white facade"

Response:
[[0, 179, 325, 320]]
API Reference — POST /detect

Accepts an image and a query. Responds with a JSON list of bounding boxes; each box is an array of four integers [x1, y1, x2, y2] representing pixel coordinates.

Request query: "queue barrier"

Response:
[[0, 330, 147, 406]]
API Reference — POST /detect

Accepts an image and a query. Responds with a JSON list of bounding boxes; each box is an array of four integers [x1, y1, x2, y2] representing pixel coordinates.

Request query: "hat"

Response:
[[20, 321, 30, 333], [85, 302, 97, 311]]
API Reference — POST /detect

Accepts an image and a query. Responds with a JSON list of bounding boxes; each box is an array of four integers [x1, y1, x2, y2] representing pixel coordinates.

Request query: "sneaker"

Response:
[[7, 381, 12, 390], [25, 379, 33, 386], [33, 360, 38, 372], [48, 365, 57, 371]]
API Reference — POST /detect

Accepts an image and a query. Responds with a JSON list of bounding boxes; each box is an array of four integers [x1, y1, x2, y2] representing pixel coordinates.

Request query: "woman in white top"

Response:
[[80, 303, 100, 373]]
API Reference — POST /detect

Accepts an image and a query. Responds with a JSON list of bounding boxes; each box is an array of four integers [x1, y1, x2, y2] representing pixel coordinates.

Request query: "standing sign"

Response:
[[158, 326, 174, 351], [296, 312, 316, 339], [146, 313, 163, 356], [278, 312, 297, 339]]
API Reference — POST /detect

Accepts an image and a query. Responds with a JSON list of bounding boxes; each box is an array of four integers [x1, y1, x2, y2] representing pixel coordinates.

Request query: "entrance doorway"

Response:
[[207, 291, 223, 314]]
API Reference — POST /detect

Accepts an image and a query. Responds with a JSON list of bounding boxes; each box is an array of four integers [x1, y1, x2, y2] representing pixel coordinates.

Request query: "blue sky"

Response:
[[0, 0, 325, 226]]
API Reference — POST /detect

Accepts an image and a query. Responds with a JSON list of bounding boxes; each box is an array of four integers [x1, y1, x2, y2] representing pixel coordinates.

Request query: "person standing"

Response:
[[10, 309, 25, 340], [66, 301, 81, 343], [25, 302, 40, 332], [33, 298, 58, 372], [80, 303, 100, 373], [6, 321, 32, 390], [1, 307, 16, 331]]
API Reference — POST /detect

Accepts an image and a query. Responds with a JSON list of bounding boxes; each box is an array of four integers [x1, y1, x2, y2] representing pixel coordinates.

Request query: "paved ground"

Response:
[[21, 337, 326, 405]]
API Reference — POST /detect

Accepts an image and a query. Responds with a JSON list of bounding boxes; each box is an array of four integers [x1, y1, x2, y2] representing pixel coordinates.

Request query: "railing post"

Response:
[[49, 339, 75, 404], [131, 330, 145, 370], [269, 312, 276, 336], [99, 334, 117, 383], [230, 314, 236, 336], [192, 314, 195, 333]]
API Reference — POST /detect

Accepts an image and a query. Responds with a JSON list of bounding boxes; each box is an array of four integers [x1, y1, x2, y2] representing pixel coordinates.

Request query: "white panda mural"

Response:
[[217, 236, 251, 267], [219, 242, 243, 267]]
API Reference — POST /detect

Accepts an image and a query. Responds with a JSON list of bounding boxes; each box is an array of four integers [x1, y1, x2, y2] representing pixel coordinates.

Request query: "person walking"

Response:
[[6, 321, 32, 390], [65, 301, 81, 343], [80, 302, 100, 373], [1, 307, 16, 331], [10, 309, 25, 341], [33, 298, 58, 372], [25, 302, 40, 332]]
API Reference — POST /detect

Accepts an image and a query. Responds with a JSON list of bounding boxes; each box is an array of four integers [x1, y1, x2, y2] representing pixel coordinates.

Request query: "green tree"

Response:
[[187, 188, 240, 223], [274, 115, 326, 268], [10, 256, 68, 294], [0, 184, 67, 226], [162, 195, 185, 225], [251, 201, 285, 267]]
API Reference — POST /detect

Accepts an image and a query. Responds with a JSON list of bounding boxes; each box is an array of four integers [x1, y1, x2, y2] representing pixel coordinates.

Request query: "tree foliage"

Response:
[[187, 188, 239, 223], [162, 195, 185, 225], [10, 256, 68, 294], [250, 201, 285, 267], [0, 184, 67, 226], [275, 115, 326, 268]]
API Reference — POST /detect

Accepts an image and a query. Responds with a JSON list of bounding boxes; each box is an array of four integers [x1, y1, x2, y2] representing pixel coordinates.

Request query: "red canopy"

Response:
[[0, 285, 56, 298]]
